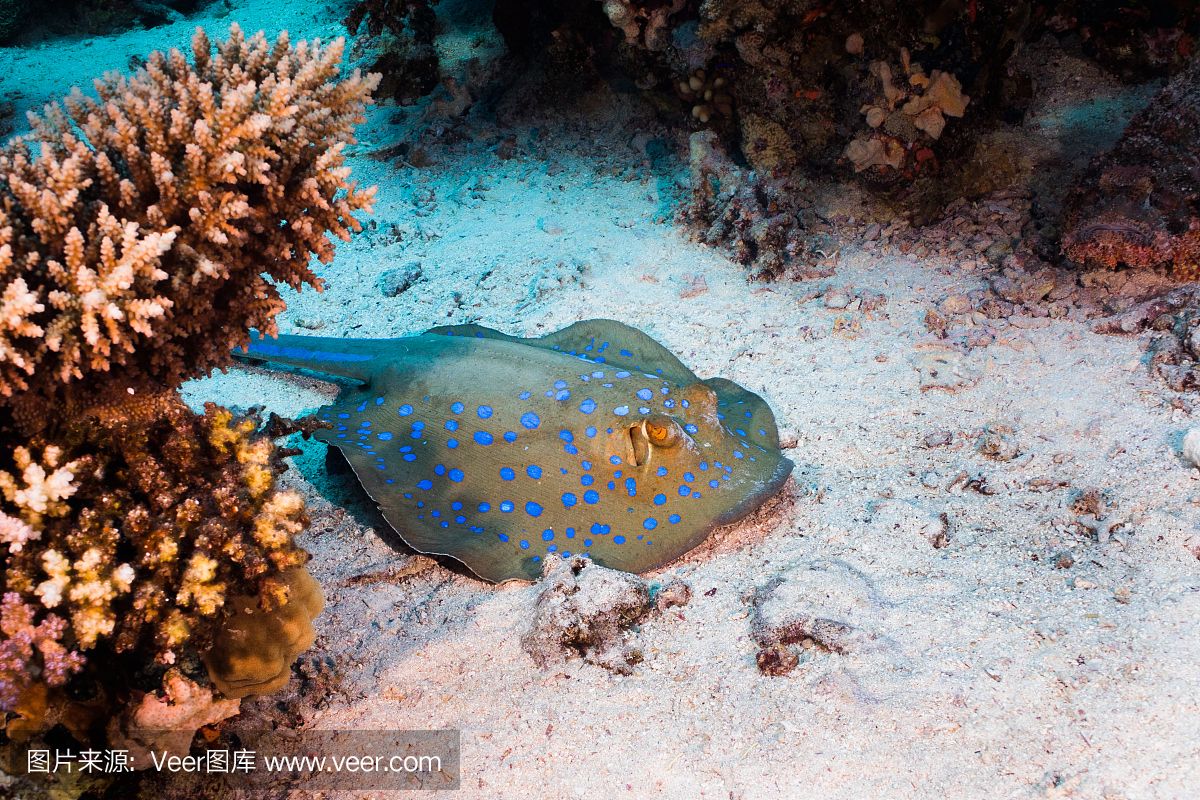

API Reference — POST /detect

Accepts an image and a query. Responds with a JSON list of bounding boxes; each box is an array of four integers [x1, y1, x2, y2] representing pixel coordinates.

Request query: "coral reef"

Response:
[[1060, 54, 1200, 280], [203, 566, 323, 698], [602, 0, 687, 52], [0, 396, 312, 733], [107, 668, 241, 762], [346, 0, 440, 103], [0, 25, 374, 760], [520, 556, 690, 675], [0, 24, 377, 405]]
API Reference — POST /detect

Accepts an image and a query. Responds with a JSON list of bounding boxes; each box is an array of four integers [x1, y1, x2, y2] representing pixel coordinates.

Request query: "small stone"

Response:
[[845, 32, 864, 55], [940, 294, 972, 315], [377, 260, 423, 297], [1054, 552, 1075, 570], [1182, 428, 1200, 467], [922, 430, 953, 448], [977, 424, 1019, 461], [824, 289, 850, 309]]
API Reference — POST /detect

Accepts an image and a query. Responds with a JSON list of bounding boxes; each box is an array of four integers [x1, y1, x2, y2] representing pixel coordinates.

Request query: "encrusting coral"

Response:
[[0, 23, 378, 405], [203, 566, 323, 699], [0, 24, 376, 762]]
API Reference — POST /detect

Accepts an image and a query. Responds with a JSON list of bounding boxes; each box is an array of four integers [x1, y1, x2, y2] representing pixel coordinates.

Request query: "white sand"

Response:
[[4, 1, 1199, 797]]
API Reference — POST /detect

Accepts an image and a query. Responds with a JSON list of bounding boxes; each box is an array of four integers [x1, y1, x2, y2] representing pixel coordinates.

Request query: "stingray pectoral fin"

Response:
[[536, 320, 698, 383], [424, 319, 699, 384], [702, 377, 783, 449], [234, 331, 387, 383]]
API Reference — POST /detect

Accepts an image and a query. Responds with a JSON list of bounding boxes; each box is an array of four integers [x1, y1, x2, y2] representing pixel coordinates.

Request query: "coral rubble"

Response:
[[1061, 55, 1200, 279]]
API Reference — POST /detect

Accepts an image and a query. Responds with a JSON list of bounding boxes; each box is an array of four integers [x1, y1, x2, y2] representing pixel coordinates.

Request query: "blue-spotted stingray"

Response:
[[238, 320, 793, 582]]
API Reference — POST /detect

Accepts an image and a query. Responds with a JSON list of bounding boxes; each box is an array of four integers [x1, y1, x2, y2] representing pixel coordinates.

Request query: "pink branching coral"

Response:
[[0, 593, 84, 711], [0, 24, 379, 401]]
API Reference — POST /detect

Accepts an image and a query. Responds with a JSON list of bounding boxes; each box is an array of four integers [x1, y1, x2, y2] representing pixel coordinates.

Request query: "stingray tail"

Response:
[[234, 330, 381, 383]]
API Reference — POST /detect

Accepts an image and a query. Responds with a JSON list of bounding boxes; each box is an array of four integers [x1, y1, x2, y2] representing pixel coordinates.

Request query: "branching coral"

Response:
[[0, 24, 378, 402], [1061, 53, 1200, 280], [601, 0, 687, 52]]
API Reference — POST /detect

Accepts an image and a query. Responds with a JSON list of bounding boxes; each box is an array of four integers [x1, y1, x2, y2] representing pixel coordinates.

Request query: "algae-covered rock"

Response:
[[203, 567, 324, 699]]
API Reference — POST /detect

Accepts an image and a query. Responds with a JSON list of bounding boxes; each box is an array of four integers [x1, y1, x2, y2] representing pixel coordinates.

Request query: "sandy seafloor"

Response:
[[3, 0, 1200, 798]]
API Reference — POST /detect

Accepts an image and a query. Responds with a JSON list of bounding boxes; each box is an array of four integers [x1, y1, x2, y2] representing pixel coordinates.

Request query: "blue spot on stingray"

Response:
[[519, 540, 529, 550], [639, 407, 651, 414], [375, 397, 385, 405], [579, 398, 597, 414], [736, 429, 747, 437], [734, 451, 744, 459], [684, 472, 695, 482], [338, 413, 350, 419], [555, 389, 570, 401], [521, 412, 540, 429], [504, 431, 518, 443], [614, 470, 623, 478], [500, 467, 515, 480], [500, 501, 514, 513], [447, 438, 459, 449], [519, 391, 531, 400], [664, 399, 676, 408], [559, 429, 574, 443], [619, 349, 633, 357], [625, 478, 637, 496], [709, 480, 720, 488], [455, 515, 466, 524], [678, 485, 691, 496], [582, 460, 593, 470], [526, 501, 543, 517], [554, 379, 568, 389], [451, 402, 464, 413], [610, 455, 622, 465], [682, 399, 691, 408], [699, 461, 709, 471], [542, 529, 554, 541], [498, 533, 509, 542], [361, 421, 372, 428], [434, 464, 446, 476], [643, 518, 658, 530], [586, 426, 597, 438], [656, 466, 668, 477], [590, 523, 610, 535], [403, 453, 416, 462], [562, 493, 578, 507], [445, 419, 459, 431], [527, 465, 543, 479], [616, 370, 630, 378], [607, 481, 616, 490], [584, 539, 593, 547], [653, 493, 667, 506], [416, 480, 433, 490], [337, 425, 348, 432], [412, 421, 426, 430], [477, 405, 493, 419], [614, 535, 626, 544], [474, 431, 494, 445], [684, 424, 698, 434], [478, 502, 491, 512], [669, 514, 681, 524], [614, 406, 629, 416], [564, 444, 579, 454], [583, 490, 600, 504], [759, 429, 768, 437], [580, 474, 595, 486], [636, 388, 653, 401], [452, 501, 463, 511], [377, 432, 393, 441], [398, 405, 413, 416]]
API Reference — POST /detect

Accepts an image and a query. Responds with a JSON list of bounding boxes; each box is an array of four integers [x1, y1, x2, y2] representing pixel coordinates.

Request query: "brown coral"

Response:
[[0, 394, 311, 705], [108, 668, 241, 762], [202, 566, 323, 698], [1061, 55, 1200, 280], [0, 24, 378, 402]]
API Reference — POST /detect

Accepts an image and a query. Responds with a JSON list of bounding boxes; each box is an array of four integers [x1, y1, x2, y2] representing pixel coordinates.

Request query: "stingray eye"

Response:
[[643, 415, 681, 448]]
